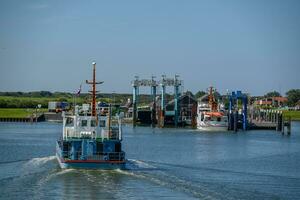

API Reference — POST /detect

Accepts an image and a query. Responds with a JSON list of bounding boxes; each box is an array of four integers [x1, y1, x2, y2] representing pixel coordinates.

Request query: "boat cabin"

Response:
[[63, 114, 121, 141]]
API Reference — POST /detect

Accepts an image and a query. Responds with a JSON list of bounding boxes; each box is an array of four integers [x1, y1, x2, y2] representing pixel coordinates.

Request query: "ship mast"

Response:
[[208, 86, 218, 112], [86, 62, 103, 117]]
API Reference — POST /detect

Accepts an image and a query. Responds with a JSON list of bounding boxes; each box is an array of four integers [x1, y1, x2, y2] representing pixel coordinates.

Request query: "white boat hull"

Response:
[[197, 125, 228, 131]]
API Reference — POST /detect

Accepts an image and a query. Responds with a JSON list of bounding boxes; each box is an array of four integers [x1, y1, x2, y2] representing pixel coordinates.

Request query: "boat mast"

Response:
[[208, 86, 218, 112], [86, 62, 103, 117]]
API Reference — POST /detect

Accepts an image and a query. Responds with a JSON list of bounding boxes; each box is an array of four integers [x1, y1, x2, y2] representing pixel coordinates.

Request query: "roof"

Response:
[[197, 93, 220, 103], [166, 94, 197, 106], [204, 112, 224, 117], [198, 94, 209, 102], [272, 97, 288, 102], [255, 100, 272, 105]]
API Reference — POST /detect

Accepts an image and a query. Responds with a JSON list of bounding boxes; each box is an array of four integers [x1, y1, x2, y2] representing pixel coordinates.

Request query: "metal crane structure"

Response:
[[132, 76, 158, 126], [159, 75, 182, 127], [131, 75, 183, 127]]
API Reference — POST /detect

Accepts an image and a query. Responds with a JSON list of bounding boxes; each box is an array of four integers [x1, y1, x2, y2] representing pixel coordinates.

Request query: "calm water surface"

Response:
[[0, 122, 300, 199]]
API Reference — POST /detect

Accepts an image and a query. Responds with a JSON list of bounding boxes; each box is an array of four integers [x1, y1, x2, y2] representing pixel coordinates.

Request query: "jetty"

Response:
[[248, 108, 292, 135]]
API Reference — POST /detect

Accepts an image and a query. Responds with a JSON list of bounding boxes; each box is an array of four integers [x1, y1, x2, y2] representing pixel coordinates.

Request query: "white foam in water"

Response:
[[54, 168, 74, 175], [127, 159, 156, 170], [0, 156, 57, 181], [22, 156, 57, 174], [114, 168, 148, 179], [116, 161, 217, 199], [37, 168, 75, 186], [25, 156, 56, 167]]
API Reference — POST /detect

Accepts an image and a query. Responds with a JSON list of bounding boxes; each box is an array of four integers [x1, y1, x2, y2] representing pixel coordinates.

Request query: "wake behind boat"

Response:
[[56, 62, 126, 169]]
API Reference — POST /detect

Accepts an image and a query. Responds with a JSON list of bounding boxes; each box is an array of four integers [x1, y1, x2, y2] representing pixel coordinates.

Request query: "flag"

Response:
[[75, 84, 82, 96]]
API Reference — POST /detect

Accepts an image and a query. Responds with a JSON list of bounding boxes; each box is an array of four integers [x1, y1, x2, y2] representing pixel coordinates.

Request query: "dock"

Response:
[[248, 108, 292, 135]]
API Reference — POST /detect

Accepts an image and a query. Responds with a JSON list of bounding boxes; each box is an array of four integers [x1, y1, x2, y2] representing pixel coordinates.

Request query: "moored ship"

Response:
[[197, 86, 228, 131]]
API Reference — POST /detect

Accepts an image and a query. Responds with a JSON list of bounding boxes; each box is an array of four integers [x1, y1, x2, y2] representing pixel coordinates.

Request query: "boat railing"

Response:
[[59, 150, 125, 161]]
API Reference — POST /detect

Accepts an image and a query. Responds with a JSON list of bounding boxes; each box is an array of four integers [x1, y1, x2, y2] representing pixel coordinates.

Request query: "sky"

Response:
[[0, 0, 299, 96]]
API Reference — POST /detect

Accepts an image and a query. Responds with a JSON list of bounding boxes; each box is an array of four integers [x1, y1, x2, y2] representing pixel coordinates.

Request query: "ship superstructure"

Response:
[[56, 62, 126, 169]]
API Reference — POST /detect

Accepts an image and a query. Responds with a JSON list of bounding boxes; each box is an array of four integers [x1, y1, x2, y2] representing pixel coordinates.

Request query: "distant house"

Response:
[[254, 99, 272, 106], [254, 97, 288, 107], [272, 97, 288, 107]]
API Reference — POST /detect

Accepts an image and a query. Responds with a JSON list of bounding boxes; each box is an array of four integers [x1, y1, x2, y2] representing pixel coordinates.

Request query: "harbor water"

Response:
[[1, 122, 300, 199]]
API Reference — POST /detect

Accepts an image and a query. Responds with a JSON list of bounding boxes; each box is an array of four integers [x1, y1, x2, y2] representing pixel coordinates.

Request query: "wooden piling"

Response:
[[287, 116, 291, 135], [281, 113, 284, 134], [191, 104, 197, 129], [234, 111, 238, 132], [276, 111, 282, 132]]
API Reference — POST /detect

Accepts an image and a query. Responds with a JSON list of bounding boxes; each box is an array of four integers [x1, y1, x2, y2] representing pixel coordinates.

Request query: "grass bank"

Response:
[[282, 111, 300, 121], [0, 108, 47, 118]]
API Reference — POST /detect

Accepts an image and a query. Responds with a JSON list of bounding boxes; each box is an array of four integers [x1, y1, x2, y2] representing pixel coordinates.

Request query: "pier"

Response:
[[248, 108, 292, 135]]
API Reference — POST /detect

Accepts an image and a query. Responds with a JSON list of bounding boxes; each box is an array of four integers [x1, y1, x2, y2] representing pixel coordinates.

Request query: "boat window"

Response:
[[99, 120, 106, 127], [66, 117, 74, 126], [81, 120, 88, 127], [91, 120, 96, 127], [217, 117, 221, 122]]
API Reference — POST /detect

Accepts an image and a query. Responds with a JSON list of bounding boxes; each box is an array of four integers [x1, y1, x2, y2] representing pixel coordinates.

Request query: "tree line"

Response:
[[0, 89, 299, 108]]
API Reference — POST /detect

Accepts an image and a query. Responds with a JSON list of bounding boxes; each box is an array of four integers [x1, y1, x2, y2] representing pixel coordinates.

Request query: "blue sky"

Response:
[[0, 0, 299, 95]]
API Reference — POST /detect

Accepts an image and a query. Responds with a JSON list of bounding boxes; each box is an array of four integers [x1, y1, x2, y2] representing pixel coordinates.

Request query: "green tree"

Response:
[[185, 91, 194, 97], [286, 89, 300, 106], [264, 91, 281, 97], [40, 91, 52, 97], [195, 91, 206, 99]]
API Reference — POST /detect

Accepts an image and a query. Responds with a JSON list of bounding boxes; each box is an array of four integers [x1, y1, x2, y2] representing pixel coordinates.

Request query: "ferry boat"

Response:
[[197, 87, 228, 131], [56, 62, 126, 169]]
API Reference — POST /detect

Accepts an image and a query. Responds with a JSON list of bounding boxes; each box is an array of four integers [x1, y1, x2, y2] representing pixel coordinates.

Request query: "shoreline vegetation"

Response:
[[0, 108, 299, 121], [0, 108, 48, 118], [0, 92, 164, 109], [282, 111, 300, 121], [0, 91, 299, 121]]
